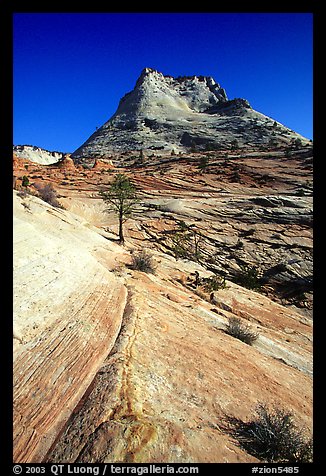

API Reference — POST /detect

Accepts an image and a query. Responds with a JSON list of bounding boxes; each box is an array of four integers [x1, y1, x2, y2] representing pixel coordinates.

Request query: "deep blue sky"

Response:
[[13, 13, 313, 152]]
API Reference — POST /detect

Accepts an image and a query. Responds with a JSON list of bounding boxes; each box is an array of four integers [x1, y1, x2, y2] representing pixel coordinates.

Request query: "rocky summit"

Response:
[[71, 67, 309, 163]]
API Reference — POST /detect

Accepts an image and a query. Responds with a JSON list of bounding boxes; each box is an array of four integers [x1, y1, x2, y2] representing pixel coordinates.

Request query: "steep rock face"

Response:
[[118, 68, 228, 116], [71, 68, 309, 161]]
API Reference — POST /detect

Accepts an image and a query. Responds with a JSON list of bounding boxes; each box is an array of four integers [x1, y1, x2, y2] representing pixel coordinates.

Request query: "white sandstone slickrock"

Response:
[[13, 145, 66, 165]]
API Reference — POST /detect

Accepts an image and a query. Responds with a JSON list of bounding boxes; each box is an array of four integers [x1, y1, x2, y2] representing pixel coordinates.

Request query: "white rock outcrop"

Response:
[[13, 145, 65, 165]]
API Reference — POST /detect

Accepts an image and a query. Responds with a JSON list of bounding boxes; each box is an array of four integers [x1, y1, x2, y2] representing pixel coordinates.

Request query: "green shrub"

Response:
[[198, 155, 209, 171], [22, 175, 29, 187], [223, 403, 313, 463], [234, 264, 261, 290], [202, 274, 227, 292], [170, 224, 203, 262]]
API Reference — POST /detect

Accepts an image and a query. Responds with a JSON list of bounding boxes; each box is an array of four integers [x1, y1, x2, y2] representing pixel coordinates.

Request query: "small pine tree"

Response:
[[100, 174, 138, 244]]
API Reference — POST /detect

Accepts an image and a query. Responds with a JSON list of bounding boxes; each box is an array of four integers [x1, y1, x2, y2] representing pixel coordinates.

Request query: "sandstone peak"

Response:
[[71, 67, 310, 162]]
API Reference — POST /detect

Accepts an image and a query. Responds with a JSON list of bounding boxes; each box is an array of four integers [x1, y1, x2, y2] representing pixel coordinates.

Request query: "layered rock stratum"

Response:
[[13, 140, 313, 462], [71, 68, 310, 162]]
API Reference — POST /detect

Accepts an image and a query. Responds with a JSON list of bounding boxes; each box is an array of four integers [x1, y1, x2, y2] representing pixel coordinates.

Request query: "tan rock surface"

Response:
[[58, 154, 76, 171], [13, 191, 128, 462], [13, 146, 313, 463], [46, 254, 312, 463]]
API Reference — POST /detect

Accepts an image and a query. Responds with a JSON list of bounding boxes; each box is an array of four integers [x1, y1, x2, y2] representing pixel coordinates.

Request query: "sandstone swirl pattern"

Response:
[[13, 189, 312, 463], [13, 193, 128, 462]]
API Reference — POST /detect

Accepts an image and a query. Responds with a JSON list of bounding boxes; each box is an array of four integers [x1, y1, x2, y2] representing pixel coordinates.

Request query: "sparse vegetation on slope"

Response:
[[13, 167, 313, 462], [233, 264, 262, 291], [34, 182, 64, 209], [22, 175, 30, 187], [129, 250, 155, 274], [170, 222, 203, 262], [223, 403, 313, 463], [224, 316, 259, 345]]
